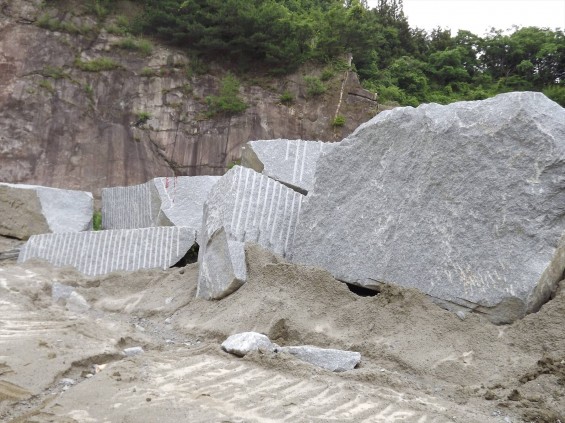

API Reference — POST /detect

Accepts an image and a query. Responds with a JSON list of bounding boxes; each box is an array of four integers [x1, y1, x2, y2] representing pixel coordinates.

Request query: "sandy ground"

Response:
[[0, 242, 563, 423]]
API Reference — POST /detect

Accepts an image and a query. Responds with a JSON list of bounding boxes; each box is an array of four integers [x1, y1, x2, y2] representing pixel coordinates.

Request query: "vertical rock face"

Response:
[[0, 183, 93, 239], [291, 92, 565, 324], [102, 176, 220, 231], [197, 166, 304, 299], [241, 139, 337, 194], [18, 226, 195, 276], [0, 1, 377, 198]]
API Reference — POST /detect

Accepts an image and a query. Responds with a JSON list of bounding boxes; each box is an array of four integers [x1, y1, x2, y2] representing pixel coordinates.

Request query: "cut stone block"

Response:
[[279, 346, 361, 372], [102, 180, 162, 229], [18, 226, 195, 276], [197, 166, 304, 299], [241, 139, 337, 194], [0, 183, 93, 239], [102, 176, 220, 231], [291, 92, 565, 324], [221, 332, 278, 357]]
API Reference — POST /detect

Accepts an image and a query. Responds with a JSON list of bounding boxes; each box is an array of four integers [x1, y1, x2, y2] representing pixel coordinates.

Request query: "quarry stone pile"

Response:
[[18, 226, 195, 276], [197, 166, 304, 299], [241, 139, 336, 193], [102, 176, 220, 231], [0, 183, 93, 239], [291, 92, 565, 324]]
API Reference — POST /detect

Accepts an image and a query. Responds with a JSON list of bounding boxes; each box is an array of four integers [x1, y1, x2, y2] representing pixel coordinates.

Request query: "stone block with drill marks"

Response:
[[197, 166, 304, 299], [102, 180, 162, 229], [102, 176, 220, 230], [241, 139, 337, 194], [18, 226, 196, 276]]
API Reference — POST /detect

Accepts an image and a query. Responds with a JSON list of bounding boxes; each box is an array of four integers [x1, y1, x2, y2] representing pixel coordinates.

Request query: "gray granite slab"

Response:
[[102, 176, 220, 231], [0, 183, 93, 239], [291, 92, 565, 324], [18, 226, 195, 276], [241, 139, 337, 194], [197, 166, 304, 299]]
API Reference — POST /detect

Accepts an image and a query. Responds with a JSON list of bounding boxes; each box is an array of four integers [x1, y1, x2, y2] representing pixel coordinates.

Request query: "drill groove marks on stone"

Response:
[[197, 166, 304, 300], [102, 176, 220, 230], [18, 226, 195, 276], [241, 139, 337, 194], [292, 92, 565, 324], [0, 183, 93, 240], [102, 182, 158, 230]]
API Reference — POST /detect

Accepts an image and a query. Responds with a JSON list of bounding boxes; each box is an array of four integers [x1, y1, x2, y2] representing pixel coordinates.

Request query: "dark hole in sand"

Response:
[[173, 242, 199, 267], [346, 283, 378, 297]]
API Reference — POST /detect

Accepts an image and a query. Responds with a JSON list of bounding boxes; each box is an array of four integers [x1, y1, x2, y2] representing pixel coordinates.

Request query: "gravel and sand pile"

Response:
[[0, 243, 563, 422]]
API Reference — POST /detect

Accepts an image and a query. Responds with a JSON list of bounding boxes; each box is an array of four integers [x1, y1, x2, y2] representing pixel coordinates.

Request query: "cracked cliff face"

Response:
[[0, 0, 379, 198]]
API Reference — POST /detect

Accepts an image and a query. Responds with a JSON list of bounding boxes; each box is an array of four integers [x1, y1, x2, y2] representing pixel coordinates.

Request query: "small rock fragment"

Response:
[[66, 291, 89, 313], [221, 332, 278, 357], [279, 346, 361, 372], [52, 282, 74, 302], [123, 346, 144, 356]]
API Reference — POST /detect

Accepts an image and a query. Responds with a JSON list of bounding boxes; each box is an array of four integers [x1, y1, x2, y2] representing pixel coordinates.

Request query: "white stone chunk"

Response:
[[221, 332, 278, 357], [279, 346, 361, 372], [123, 347, 144, 356]]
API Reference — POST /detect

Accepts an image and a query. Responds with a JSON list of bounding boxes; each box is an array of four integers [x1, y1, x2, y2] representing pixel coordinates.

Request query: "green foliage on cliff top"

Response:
[[126, 0, 565, 106], [38, 0, 565, 107]]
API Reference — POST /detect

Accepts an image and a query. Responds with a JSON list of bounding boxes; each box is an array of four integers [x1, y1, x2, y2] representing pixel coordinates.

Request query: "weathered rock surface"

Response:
[[241, 139, 337, 193], [221, 332, 278, 357], [18, 226, 195, 276], [197, 166, 304, 299], [102, 176, 220, 230], [279, 346, 361, 372], [292, 92, 565, 324], [0, 0, 377, 198], [0, 183, 93, 239]]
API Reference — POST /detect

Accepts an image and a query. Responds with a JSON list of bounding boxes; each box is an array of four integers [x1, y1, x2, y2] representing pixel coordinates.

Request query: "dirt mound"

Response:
[[1, 244, 563, 422]]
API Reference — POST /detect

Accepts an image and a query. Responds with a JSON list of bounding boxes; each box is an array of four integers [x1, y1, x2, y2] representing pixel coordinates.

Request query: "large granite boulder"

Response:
[[197, 166, 304, 299], [18, 226, 195, 276], [102, 176, 220, 231], [0, 183, 93, 239], [241, 139, 337, 194], [291, 92, 565, 324]]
